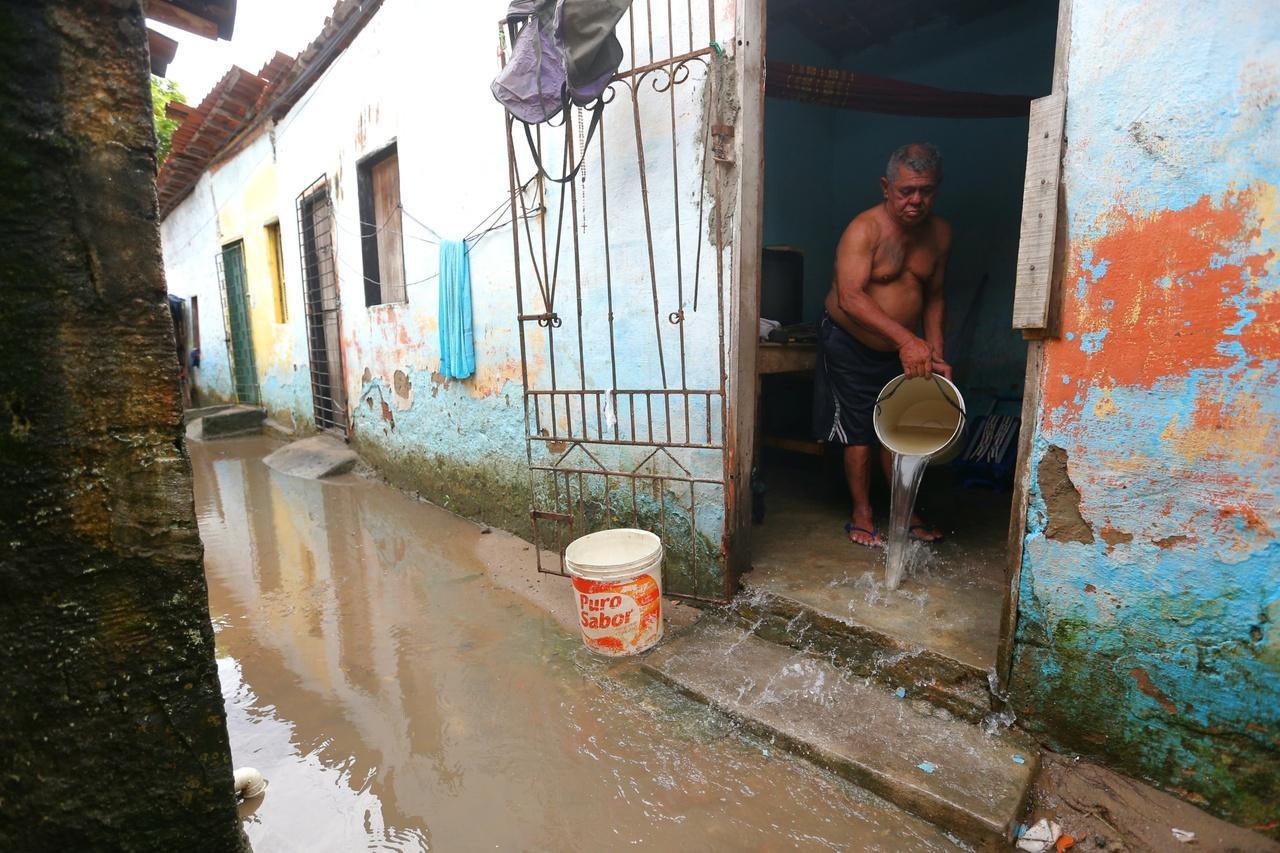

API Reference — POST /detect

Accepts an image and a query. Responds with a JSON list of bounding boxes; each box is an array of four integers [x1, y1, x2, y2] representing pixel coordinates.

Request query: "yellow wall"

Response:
[[211, 131, 310, 428]]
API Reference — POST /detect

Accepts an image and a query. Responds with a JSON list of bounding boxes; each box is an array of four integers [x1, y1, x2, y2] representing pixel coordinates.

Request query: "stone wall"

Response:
[[0, 2, 244, 848]]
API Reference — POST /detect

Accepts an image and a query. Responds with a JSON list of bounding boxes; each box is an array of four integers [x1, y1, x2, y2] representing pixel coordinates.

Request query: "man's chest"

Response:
[[870, 239, 937, 284]]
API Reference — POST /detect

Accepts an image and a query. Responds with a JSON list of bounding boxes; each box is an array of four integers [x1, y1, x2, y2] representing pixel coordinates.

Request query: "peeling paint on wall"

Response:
[[1012, 0, 1279, 830]]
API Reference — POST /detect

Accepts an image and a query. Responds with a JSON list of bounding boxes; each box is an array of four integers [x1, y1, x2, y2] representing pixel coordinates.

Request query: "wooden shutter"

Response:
[[371, 152, 405, 304], [1012, 92, 1066, 334]]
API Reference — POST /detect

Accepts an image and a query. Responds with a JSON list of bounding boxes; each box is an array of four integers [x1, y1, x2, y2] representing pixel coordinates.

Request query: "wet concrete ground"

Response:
[[192, 436, 966, 852], [751, 460, 1009, 671]]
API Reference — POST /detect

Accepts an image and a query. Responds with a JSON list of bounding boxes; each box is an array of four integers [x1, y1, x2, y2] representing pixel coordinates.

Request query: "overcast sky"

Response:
[[150, 0, 339, 103]]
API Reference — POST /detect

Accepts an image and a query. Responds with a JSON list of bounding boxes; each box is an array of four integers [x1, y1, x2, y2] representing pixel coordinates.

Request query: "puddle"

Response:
[[193, 436, 964, 851]]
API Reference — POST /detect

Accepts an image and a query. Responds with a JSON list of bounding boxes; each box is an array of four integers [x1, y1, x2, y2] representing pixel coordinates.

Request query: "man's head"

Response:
[[880, 143, 942, 227]]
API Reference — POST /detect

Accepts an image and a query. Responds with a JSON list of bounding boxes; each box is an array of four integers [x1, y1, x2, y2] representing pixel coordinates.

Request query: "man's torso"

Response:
[[825, 206, 946, 352]]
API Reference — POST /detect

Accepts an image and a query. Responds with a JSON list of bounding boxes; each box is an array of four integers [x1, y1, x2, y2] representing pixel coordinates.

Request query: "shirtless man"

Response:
[[813, 143, 951, 548]]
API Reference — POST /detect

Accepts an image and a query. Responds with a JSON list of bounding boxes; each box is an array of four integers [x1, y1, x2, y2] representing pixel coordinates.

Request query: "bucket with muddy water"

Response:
[[873, 374, 967, 462], [564, 529, 664, 656]]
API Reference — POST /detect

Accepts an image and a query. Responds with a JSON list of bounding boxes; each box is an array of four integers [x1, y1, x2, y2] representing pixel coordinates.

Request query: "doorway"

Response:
[[745, 0, 1060, 673], [296, 177, 349, 436], [218, 240, 260, 406]]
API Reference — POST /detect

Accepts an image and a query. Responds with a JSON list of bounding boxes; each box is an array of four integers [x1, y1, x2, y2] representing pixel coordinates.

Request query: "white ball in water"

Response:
[[233, 767, 268, 799]]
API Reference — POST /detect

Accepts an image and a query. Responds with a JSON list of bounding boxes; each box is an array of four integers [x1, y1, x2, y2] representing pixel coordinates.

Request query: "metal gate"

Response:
[[216, 240, 261, 406], [296, 177, 349, 435], [504, 1, 734, 601]]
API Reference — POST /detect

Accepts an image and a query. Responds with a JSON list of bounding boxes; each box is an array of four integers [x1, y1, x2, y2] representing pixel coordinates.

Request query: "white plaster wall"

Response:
[[210, 131, 316, 428], [271, 0, 538, 463], [271, 0, 730, 452], [163, 0, 740, 589], [160, 174, 233, 404]]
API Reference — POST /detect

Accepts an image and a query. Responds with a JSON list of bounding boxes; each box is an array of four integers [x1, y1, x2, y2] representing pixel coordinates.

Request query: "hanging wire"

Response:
[[332, 248, 440, 289], [330, 178, 540, 291], [397, 205, 445, 243], [329, 209, 435, 244]]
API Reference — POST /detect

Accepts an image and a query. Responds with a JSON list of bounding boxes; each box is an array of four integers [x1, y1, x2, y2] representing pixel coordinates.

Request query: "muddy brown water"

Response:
[[192, 436, 964, 852]]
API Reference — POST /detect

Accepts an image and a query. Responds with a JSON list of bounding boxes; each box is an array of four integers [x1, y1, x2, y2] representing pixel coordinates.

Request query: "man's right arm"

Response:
[[830, 222, 934, 378]]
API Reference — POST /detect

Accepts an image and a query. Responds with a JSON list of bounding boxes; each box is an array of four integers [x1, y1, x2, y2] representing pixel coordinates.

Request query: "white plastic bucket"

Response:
[[564, 528, 664, 656], [873, 374, 967, 463]]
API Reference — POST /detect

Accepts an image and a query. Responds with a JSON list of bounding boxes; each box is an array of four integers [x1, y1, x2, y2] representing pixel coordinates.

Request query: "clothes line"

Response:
[[765, 62, 1033, 118]]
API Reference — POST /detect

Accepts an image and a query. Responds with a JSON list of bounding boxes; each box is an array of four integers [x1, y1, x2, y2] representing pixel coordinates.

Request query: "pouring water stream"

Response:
[[874, 375, 964, 590]]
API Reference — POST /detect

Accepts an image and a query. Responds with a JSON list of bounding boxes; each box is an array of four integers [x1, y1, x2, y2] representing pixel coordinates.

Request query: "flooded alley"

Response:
[[193, 436, 964, 852]]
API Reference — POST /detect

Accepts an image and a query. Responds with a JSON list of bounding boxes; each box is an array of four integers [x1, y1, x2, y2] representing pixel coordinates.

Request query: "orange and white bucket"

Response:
[[564, 529, 663, 656]]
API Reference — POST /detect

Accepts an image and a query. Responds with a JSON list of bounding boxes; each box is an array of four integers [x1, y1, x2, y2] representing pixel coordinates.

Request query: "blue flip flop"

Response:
[[844, 522, 884, 550]]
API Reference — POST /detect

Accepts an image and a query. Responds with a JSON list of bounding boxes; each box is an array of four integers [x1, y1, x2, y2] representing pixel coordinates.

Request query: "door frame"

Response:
[[217, 239, 261, 406], [723, 0, 767, 596], [995, 0, 1072, 694], [727, 0, 1073, 695]]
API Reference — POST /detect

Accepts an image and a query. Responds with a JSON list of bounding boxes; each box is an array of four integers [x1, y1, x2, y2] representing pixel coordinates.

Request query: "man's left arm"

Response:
[[923, 223, 952, 379]]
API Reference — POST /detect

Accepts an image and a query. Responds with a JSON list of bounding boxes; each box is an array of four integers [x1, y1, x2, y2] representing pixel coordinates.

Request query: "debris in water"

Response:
[[1016, 818, 1062, 852], [916, 761, 936, 773], [233, 767, 268, 800], [1171, 828, 1196, 843]]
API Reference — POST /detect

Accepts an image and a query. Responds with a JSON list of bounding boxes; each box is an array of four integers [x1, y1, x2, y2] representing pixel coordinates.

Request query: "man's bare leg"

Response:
[[844, 445, 883, 547], [878, 446, 942, 541]]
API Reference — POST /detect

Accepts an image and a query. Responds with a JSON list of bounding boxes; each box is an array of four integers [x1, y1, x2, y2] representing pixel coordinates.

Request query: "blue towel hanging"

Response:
[[438, 240, 475, 379]]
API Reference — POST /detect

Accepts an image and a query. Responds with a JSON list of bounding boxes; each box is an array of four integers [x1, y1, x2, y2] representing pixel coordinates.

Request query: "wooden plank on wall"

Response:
[[1011, 92, 1066, 332]]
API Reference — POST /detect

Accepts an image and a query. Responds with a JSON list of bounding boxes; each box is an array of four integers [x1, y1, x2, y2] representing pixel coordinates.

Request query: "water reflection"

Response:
[[192, 436, 963, 852]]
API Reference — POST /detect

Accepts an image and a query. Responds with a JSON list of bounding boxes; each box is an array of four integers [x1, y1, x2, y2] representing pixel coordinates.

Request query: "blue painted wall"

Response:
[[1012, 0, 1279, 829]]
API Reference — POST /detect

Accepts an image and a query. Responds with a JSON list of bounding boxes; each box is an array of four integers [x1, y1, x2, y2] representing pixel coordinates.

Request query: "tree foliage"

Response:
[[151, 76, 186, 165]]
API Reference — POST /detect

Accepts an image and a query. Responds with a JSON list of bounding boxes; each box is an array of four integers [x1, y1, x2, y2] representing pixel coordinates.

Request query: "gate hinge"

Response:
[[519, 312, 561, 328], [711, 124, 735, 163]]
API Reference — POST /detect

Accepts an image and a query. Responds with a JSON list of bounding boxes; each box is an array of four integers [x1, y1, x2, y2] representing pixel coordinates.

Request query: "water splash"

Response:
[[853, 571, 888, 606], [884, 452, 931, 589], [981, 710, 1016, 736]]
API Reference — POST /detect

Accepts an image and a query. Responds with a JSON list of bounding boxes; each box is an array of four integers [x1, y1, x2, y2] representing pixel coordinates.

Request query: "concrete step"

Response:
[[185, 405, 265, 440], [730, 584, 995, 723], [182, 404, 232, 423], [263, 435, 357, 480], [643, 617, 1037, 850]]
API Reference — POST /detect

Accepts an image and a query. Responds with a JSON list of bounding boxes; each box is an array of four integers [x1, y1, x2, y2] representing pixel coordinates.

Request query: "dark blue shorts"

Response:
[[812, 314, 901, 446]]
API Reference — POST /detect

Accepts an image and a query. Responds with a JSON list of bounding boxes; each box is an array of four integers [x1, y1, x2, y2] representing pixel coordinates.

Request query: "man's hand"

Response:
[[931, 356, 952, 380], [898, 337, 933, 379]]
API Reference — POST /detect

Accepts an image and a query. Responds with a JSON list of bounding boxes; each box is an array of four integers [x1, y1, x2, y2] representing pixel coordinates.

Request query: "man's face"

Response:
[[880, 168, 939, 227]]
